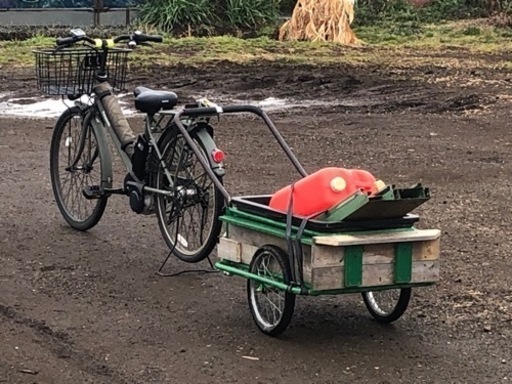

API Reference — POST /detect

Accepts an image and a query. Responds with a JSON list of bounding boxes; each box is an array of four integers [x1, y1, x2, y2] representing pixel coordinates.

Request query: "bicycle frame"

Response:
[[45, 30, 239, 258], [62, 34, 309, 206], [72, 87, 227, 201], [73, 93, 177, 198], [54, 29, 308, 207]]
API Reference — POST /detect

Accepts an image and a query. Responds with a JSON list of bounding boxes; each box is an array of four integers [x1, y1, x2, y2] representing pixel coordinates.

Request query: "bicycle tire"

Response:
[[154, 126, 224, 263], [50, 106, 108, 231]]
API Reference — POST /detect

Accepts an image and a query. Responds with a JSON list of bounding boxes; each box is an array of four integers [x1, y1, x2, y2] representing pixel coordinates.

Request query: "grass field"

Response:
[[1, 20, 512, 70]]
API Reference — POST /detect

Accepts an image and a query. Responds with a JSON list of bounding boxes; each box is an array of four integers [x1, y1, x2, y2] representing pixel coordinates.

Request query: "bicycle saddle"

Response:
[[133, 86, 178, 115]]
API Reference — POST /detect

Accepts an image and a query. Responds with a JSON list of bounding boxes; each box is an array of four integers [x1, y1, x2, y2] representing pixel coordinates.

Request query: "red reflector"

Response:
[[212, 149, 225, 163]]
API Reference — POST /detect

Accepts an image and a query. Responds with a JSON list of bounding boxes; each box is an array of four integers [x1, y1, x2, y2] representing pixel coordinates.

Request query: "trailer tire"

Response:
[[362, 288, 411, 323], [247, 245, 295, 336]]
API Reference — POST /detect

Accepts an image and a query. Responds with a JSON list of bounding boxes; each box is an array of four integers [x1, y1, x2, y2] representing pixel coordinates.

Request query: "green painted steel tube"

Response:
[[215, 262, 304, 295], [216, 261, 435, 296], [307, 282, 434, 296], [221, 206, 416, 240], [221, 215, 314, 245], [222, 207, 321, 237]]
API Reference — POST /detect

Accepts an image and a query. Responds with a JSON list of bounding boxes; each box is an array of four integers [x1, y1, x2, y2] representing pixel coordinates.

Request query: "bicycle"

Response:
[[34, 28, 228, 263]]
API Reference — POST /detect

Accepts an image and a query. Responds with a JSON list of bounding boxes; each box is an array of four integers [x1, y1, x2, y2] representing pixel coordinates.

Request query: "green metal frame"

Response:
[[217, 189, 437, 296], [344, 245, 364, 287], [220, 207, 319, 245], [395, 242, 413, 283], [219, 206, 416, 245], [215, 260, 434, 296]]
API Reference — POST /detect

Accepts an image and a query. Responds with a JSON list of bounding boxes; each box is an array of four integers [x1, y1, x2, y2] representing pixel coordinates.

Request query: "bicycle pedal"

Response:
[[83, 185, 104, 199]]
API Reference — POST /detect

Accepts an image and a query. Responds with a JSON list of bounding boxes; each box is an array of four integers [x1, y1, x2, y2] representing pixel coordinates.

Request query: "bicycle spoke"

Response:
[[249, 250, 292, 333]]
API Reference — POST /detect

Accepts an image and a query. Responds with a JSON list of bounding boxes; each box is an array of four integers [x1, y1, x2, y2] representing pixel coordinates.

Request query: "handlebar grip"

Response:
[[56, 36, 77, 46], [135, 34, 163, 43]]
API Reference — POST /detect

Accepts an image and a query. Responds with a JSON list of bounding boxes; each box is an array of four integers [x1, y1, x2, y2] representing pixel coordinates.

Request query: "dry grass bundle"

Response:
[[278, 0, 361, 46]]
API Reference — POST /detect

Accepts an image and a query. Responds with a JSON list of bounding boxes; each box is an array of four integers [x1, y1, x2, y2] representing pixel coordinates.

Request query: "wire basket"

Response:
[[33, 47, 131, 96]]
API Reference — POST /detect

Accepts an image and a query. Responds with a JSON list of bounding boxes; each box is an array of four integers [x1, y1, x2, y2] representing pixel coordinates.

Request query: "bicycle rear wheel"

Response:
[[154, 127, 224, 263], [50, 106, 108, 231]]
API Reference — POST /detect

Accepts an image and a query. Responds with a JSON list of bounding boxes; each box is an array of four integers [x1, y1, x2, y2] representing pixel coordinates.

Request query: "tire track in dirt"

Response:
[[0, 303, 142, 384]]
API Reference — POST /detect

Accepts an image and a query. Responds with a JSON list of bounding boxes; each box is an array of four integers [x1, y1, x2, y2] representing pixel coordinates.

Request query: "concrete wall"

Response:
[[0, 8, 139, 26]]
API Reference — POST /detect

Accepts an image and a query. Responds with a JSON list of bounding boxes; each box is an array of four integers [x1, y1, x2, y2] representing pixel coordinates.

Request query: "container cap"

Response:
[[330, 176, 347, 192], [372, 179, 387, 194]]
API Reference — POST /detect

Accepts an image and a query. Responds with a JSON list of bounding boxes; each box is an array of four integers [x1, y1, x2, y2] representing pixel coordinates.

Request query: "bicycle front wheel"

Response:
[[50, 106, 108, 231], [154, 127, 224, 263]]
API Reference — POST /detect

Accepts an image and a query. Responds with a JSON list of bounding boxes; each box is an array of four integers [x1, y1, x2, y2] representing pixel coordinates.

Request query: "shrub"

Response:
[[137, 0, 512, 36], [138, 0, 216, 33], [224, 0, 280, 29]]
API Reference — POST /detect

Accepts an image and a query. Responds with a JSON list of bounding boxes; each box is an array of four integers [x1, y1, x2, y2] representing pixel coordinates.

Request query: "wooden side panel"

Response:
[[313, 228, 441, 247], [362, 244, 395, 264], [219, 224, 441, 291], [311, 245, 344, 267], [311, 266, 344, 291], [219, 225, 313, 284], [217, 237, 242, 263], [362, 263, 394, 286], [311, 238, 439, 268], [240, 243, 259, 265], [309, 261, 438, 290], [411, 260, 439, 283], [217, 237, 261, 265], [412, 237, 440, 261]]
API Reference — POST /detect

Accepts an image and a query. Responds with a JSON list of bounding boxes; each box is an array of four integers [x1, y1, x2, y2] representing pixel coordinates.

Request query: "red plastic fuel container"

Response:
[[268, 167, 378, 217], [350, 169, 377, 194]]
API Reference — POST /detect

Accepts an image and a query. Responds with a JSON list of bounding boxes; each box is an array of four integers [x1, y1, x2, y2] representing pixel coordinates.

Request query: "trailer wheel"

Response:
[[362, 288, 411, 323], [247, 245, 295, 336]]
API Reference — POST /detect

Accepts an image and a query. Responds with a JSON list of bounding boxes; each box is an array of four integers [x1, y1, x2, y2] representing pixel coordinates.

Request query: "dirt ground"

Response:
[[1, 55, 512, 384]]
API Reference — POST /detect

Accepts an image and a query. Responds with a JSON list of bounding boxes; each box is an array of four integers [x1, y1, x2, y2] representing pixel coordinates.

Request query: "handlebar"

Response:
[[133, 33, 163, 43], [56, 36, 84, 46], [55, 29, 163, 48]]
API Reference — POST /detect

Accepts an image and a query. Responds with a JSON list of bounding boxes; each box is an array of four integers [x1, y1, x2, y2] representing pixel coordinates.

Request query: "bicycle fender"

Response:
[[85, 110, 114, 189], [194, 124, 225, 178]]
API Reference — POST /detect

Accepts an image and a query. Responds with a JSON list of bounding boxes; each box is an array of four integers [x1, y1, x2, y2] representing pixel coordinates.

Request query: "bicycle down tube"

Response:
[[88, 97, 177, 198], [67, 88, 133, 195]]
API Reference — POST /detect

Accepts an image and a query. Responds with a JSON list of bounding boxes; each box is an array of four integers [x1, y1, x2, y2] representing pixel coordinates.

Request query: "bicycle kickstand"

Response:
[[156, 251, 219, 277]]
